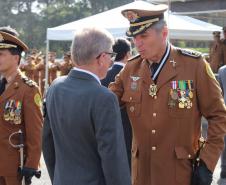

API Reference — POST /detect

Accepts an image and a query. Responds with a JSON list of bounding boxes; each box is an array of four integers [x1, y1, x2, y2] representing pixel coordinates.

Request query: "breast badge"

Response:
[[130, 76, 140, 91]]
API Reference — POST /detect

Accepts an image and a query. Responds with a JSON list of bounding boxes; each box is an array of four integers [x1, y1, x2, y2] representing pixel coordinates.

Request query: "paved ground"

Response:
[[32, 155, 222, 185], [32, 119, 223, 185]]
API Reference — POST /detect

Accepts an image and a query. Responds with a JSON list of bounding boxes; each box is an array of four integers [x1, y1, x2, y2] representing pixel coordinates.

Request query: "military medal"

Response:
[[187, 80, 193, 99], [130, 76, 140, 91], [14, 101, 22, 124], [178, 81, 187, 109], [149, 84, 157, 97], [179, 101, 185, 109], [148, 43, 170, 98]]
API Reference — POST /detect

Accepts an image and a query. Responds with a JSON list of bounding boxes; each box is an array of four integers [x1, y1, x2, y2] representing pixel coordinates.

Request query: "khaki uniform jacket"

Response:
[[209, 40, 224, 73], [0, 71, 43, 176], [109, 46, 226, 185], [59, 61, 74, 76]]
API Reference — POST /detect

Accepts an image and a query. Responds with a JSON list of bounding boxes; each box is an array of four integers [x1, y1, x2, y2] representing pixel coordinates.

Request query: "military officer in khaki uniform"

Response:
[[0, 27, 42, 185], [209, 31, 224, 73], [109, 4, 226, 185]]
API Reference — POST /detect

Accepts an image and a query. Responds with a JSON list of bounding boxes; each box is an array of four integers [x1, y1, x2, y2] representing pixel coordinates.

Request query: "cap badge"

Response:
[[124, 11, 140, 23]]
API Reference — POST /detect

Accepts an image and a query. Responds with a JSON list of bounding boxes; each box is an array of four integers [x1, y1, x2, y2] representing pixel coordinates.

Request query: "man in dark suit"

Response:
[[101, 38, 132, 169], [42, 27, 131, 185]]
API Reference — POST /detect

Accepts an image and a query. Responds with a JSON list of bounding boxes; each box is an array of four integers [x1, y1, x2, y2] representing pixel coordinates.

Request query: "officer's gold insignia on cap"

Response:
[[34, 93, 42, 107], [121, 4, 168, 37], [124, 11, 140, 23]]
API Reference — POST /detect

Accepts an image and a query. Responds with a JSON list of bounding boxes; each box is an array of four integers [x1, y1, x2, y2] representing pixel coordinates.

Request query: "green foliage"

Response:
[[0, 0, 134, 52], [188, 48, 209, 54]]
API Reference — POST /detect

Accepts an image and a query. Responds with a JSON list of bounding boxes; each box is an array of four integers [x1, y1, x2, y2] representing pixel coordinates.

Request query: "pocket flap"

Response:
[[121, 91, 141, 103], [175, 146, 194, 159]]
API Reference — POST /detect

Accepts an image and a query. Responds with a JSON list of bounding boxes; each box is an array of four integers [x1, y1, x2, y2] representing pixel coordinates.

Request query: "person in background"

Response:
[[0, 26, 42, 185], [209, 31, 224, 73], [221, 26, 226, 69], [217, 64, 226, 185], [42, 27, 131, 185], [101, 38, 133, 169], [109, 4, 226, 185]]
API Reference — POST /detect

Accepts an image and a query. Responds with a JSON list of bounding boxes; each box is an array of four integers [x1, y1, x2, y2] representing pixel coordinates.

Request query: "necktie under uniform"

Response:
[[0, 78, 7, 95]]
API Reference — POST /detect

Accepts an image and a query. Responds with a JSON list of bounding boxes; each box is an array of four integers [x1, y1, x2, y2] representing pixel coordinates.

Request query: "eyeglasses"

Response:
[[96, 51, 117, 61]]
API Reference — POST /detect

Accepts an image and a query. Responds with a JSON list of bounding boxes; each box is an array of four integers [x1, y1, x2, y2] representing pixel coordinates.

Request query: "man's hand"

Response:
[[19, 167, 41, 185], [192, 160, 213, 185]]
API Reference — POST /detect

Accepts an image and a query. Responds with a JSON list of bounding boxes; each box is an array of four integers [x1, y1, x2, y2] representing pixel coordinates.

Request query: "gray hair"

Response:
[[150, 19, 167, 32], [71, 27, 114, 65]]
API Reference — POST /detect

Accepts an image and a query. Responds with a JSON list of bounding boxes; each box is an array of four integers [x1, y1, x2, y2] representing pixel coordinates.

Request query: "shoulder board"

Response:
[[177, 48, 201, 59], [128, 54, 141, 62], [21, 76, 37, 87]]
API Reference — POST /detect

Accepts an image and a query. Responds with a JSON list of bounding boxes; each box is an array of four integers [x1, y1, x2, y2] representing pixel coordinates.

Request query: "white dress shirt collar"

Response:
[[73, 67, 101, 85]]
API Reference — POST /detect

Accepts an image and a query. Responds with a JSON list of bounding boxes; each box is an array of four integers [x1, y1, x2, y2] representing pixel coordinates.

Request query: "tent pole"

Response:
[[44, 38, 49, 96], [167, 0, 171, 40]]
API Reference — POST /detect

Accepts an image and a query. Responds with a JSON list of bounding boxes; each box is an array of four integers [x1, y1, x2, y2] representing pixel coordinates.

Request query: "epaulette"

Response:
[[21, 76, 37, 87], [177, 48, 201, 59], [128, 54, 141, 62]]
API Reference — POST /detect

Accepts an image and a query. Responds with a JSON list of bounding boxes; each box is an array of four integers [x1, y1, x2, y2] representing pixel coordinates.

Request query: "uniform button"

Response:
[[130, 106, 135, 112], [154, 96, 157, 99], [188, 154, 191, 159], [129, 97, 133, 101], [152, 130, 156, 134], [152, 146, 156, 151], [153, 113, 157, 117]]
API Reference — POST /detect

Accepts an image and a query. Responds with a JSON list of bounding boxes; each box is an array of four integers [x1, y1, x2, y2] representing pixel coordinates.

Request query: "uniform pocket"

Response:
[[175, 146, 193, 184], [121, 91, 141, 117]]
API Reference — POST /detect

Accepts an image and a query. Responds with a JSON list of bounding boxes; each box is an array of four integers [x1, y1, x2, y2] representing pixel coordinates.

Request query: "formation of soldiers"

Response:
[[208, 27, 226, 73], [20, 50, 74, 95]]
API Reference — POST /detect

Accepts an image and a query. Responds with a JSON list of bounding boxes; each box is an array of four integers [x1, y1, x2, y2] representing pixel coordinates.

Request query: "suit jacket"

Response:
[[0, 71, 42, 176], [42, 69, 131, 185], [218, 65, 226, 102], [109, 45, 226, 185], [101, 64, 132, 168]]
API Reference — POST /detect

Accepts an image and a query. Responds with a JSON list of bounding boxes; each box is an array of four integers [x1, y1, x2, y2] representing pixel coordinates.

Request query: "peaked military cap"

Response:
[[0, 31, 28, 51], [121, 4, 168, 37]]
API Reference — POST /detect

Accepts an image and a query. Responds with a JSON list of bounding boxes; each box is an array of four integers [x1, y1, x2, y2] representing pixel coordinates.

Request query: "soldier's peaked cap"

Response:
[[0, 31, 28, 52], [121, 3, 168, 37]]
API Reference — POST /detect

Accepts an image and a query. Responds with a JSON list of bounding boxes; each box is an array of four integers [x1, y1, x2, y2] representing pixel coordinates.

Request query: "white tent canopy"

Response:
[[47, 1, 222, 41]]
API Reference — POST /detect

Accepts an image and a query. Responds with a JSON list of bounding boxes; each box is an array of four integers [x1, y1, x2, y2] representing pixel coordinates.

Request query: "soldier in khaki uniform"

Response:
[[109, 4, 226, 185], [58, 52, 74, 76], [209, 31, 224, 73], [20, 55, 35, 80], [0, 27, 42, 185], [48, 52, 58, 84]]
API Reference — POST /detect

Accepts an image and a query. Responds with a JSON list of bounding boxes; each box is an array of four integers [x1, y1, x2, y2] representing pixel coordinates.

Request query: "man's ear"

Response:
[[13, 55, 20, 65], [162, 26, 168, 40], [97, 53, 105, 66]]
